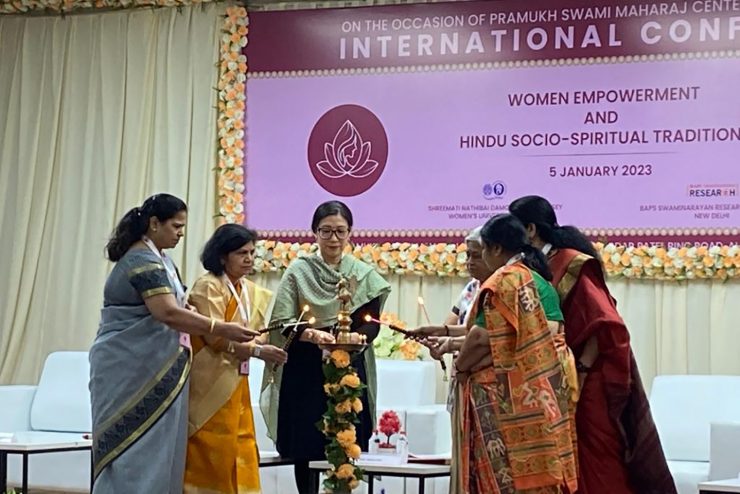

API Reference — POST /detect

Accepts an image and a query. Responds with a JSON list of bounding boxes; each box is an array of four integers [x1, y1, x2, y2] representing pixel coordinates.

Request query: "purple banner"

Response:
[[248, 0, 740, 71], [244, 1, 740, 244]]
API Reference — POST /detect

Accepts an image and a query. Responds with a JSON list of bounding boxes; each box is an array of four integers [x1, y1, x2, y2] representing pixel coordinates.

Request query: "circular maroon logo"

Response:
[[307, 104, 388, 197]]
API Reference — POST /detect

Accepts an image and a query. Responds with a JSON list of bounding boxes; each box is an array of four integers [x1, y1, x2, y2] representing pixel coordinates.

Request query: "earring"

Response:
[[153, 228, 158, 232]]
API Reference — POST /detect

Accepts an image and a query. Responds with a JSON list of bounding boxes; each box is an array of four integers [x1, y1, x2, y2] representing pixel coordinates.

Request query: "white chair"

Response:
[[650, 375, 740, 494], [0, 351, 91, 493]]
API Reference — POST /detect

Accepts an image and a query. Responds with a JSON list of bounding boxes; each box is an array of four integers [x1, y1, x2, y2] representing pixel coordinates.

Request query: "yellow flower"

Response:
[[349, 479, 360, 489], [352, 398, 363, 413], [340, 374, 361, 388], [346, 443, 362, 460], [331, 350, 351, 368], [324, 383, 339, 395], [335, 400, 352, 414], [336, 463, 355, 480], [336, 427, 357, 448]]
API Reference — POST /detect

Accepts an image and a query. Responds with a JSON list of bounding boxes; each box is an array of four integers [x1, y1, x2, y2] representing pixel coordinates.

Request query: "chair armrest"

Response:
[[404, 404, 451, 455], [0, 385, 37, 432], [709, 421, 740, 481]]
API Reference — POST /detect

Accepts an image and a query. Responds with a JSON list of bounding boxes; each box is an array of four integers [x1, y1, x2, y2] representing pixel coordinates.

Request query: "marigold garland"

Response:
[[251, 240, 740, 281], [320, 349, 365, 493]]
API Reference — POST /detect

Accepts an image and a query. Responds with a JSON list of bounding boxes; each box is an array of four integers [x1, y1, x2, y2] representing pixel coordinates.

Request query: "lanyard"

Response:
[[223, 275, 250, 324], [223, 275, 252, 376], [142, 236, 186, 305]]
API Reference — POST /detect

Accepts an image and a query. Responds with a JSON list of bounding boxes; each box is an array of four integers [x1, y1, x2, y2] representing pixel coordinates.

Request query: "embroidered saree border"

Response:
[[93, 347, 191, 479]]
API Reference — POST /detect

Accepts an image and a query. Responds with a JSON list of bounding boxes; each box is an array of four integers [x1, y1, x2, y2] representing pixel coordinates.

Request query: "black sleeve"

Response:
[[350, 296, 382, 344]]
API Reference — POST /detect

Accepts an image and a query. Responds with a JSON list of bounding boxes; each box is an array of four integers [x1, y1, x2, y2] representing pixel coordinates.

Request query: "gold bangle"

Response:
[[209, 318, 216, 334]]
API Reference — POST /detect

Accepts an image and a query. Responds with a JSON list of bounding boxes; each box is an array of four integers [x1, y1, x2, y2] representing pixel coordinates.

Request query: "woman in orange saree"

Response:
[[184, 225, 288, 494], [509, 195, 676, 494], [456, 214, 578, 494]]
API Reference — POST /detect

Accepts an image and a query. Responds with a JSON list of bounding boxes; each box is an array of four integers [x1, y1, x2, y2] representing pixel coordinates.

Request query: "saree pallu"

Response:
[[185, 275, 271, 494], [90, 249, 191, 494], [550, 249, 676, 494], [461, 263, 577, 494]]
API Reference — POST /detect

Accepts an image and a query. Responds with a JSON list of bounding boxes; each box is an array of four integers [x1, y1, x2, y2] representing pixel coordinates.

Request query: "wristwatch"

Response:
[[253, 345, 262, 358]]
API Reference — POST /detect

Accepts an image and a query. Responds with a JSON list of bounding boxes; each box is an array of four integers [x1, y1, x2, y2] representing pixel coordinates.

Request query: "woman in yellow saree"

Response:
[[456, 214, 578, 494], [184, 225, 288, 494]]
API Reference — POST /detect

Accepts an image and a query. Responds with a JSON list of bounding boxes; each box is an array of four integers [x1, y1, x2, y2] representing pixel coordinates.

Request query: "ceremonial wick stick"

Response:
[[363, 315, 422, 341], [417, 296, 448, 379], [271, 305, 311, 374], [259, 320, 311, 334]]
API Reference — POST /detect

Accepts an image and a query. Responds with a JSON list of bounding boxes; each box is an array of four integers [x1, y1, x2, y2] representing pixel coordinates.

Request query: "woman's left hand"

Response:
[[301, 328, 336, 345]]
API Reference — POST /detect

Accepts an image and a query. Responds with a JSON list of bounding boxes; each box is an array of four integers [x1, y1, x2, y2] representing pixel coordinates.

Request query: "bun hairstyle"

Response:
[[509, 195, 599, 260]]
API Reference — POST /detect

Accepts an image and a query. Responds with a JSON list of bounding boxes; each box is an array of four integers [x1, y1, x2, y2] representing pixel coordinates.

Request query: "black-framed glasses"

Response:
[[317, 228, 350, 240]]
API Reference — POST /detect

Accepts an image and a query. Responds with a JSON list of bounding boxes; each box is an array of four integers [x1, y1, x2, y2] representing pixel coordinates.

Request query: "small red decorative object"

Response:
[[378, 410, 401, 445]]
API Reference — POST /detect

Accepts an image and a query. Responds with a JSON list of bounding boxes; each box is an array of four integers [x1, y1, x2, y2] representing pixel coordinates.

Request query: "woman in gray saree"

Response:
[[90, 194, 258, 493]]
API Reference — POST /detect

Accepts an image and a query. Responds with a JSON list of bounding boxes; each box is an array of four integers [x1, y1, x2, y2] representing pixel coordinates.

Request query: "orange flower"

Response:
[[346, 444, 362, 459], [334, 400, 352, 415], [336, 464, 355, 480], [331, 350, 350, 368]]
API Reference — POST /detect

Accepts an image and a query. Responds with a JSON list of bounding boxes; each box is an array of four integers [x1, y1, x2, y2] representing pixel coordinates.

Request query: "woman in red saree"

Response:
[[509, 195, 676, 494], [456, 214, 578, 494]]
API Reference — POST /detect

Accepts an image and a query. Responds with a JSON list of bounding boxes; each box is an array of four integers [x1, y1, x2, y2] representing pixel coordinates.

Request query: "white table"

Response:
[[699, 479, 740, 493], [0, 434, 92, 494], [309, 460, 450, 494]]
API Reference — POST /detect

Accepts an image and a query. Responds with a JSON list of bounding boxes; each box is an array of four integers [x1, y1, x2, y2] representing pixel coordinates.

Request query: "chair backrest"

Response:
[[30, 351, 92, 433], [376, 359, 436, 409], [709, 422, 740, 480], [650, 375, 740, 462]]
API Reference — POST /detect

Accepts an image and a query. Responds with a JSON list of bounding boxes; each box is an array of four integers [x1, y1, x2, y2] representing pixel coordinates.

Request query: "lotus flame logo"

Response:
[[315, 120, 379, 179], [307, 105, 388, 197]]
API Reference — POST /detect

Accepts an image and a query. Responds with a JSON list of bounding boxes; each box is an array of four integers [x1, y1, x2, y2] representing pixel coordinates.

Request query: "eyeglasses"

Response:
[[317, 228, 350, 240]]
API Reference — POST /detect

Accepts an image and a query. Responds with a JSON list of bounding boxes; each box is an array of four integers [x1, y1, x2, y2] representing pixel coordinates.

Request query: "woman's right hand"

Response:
[[216, 321, 259, 343]]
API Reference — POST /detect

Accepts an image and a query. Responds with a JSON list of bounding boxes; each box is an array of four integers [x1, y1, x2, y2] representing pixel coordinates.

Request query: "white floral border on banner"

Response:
[[249, 241, 740, 281], [0, 0, 223, 15], [216, 4, 248, 225]]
